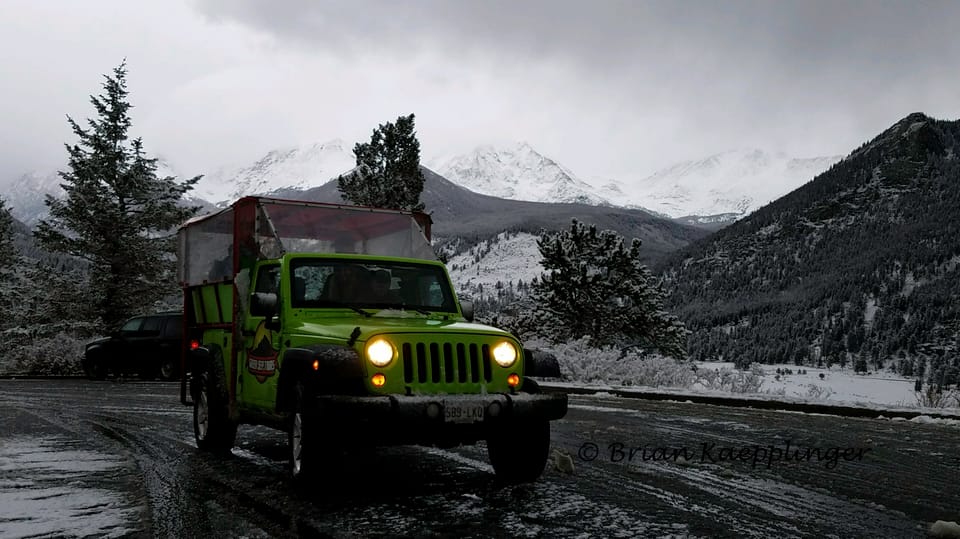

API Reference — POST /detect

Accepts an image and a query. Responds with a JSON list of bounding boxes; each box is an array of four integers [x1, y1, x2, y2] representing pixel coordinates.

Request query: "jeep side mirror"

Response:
[[251, 292, 278, 317], [461, 300, 474, 322]]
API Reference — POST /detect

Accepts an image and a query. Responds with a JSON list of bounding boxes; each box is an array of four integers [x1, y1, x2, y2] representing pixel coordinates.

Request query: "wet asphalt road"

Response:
[[0, 379, 957, 538]]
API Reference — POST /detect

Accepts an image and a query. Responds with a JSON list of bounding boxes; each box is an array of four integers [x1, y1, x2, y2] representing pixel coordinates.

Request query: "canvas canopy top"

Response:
[[177, 196, 435, 286]]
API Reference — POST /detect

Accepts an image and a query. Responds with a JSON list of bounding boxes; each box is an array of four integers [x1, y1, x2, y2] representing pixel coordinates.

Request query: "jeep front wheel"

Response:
[[194, 368, 236, 454], [289, 382, 319, 483], [486, 419, 551, 484]]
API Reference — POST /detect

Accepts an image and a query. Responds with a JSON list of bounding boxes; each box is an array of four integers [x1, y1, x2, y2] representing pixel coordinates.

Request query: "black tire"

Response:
[[487, 419, 551, 484], [289, 381, 320, 483], [85, 355, 107, 380], [139, 364, 157, 381], [158, 358, 177, 381], [193, 363, 237, 454]]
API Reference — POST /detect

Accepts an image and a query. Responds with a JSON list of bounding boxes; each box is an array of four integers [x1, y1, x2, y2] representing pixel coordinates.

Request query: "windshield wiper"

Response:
[[313, 300, 372, 317]]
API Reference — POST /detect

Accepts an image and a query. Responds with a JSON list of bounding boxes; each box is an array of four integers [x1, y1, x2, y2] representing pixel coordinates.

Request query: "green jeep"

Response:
[[177, 197, 567, 483]]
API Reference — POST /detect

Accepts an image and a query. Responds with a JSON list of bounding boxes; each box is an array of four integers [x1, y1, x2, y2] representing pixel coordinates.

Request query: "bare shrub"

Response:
[[3, 332, 85, 375], [915, 386, 960, 409], [695, 367, 763, 393], [541, 337, 696, 388], [805, 384, 835, 400]]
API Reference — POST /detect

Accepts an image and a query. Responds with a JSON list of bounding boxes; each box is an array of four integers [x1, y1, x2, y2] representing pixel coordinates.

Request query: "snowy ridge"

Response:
[[430, 142, 610, 206], [194, 139, 355, 204], [617, 150, 843, 219], [430, 144, 840, 221]]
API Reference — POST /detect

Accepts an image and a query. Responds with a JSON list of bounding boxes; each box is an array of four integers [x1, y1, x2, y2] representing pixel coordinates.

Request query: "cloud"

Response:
[[1, 0, 958, 187]]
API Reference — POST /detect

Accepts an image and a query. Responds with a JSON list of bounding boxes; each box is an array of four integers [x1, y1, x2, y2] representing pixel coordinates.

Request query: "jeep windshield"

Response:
[[289, 258, 458, 314]]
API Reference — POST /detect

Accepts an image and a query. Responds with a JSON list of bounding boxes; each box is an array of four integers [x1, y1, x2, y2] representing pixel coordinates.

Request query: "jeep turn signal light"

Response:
[[312, 359, 319, 371], [507, 373, 520, 387], [371, 373, 386, 387], [190, 340, 200, 350]]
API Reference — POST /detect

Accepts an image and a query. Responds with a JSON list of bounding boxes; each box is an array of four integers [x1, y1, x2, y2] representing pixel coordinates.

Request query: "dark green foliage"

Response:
[[0, 198, 15, 278], [530, 219, 688, 357], [34, 62, 200, 332], [337, 113, 425, 211], [659, 113, 960, 386]]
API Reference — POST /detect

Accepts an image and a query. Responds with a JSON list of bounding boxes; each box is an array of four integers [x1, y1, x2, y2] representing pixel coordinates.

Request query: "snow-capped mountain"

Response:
[[430, 144, 841, 222], [1, 159, 181, 226], [195, 139, 355, 204], [615, 149, 843, 220], [429, 142, 610, 206], [4, 139, 841, 227]]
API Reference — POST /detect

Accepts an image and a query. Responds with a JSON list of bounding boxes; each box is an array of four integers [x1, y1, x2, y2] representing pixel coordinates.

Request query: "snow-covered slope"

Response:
[[447, 232, 543, 297], [617, 149, 842, 219], [430, 142, 610, 206], [195, 139, 355, 204]]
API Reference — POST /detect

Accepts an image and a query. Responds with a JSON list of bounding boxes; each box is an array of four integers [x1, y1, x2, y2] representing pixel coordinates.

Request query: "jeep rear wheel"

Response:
[[194, 368, 236, 454], [487, 419, 551, 484]]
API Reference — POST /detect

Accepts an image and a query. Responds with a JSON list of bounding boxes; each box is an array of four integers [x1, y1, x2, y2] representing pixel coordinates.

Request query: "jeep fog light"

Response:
[[492, 342, 518, 367], [367, 339, 395, 367], [371, 373, 386, 387], [507, 373, 520, 387]]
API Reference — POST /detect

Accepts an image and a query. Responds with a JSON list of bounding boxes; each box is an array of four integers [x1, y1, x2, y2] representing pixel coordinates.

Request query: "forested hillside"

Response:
[[660, 113, 960, 389]]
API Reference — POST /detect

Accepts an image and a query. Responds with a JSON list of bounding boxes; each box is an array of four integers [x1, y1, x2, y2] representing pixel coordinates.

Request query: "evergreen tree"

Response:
[[0, 198, 19, 335], [0, 198, 16, 279], [34, 62, 200, 332], [337, 113, 425, 211], [529, 219, 688, 357]]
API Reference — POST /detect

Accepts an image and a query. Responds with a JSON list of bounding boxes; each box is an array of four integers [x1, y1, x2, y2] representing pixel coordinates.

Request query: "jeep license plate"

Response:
[[443, 402, 484, 423]]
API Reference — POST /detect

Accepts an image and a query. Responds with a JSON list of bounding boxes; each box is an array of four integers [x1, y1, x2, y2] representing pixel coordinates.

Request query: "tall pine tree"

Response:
[[35, 62, 200, 332], [337, 113, 425, 211], [0, 198, 19, 330], [0, 198, 15, 277], [530, 219, 688, 357]]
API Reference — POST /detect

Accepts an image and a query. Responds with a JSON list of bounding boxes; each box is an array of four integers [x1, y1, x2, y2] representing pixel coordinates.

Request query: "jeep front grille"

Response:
[[400, 340, 493, 389]]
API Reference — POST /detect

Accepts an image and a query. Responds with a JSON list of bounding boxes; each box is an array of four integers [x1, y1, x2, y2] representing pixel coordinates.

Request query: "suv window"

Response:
[[163, 315, 183, 339], [142, 316, 164, 334], [120, 317, 144, 333]]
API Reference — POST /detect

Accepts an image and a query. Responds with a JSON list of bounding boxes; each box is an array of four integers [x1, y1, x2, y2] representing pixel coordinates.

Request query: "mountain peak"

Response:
[[433, 141, 609, 206]]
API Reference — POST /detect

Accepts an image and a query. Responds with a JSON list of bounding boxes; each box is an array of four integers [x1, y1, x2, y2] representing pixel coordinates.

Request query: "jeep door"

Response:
[[238, 263, 282, 410]]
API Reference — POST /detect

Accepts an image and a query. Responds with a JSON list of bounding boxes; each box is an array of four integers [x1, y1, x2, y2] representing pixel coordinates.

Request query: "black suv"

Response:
[[83, 312, 183, 380]]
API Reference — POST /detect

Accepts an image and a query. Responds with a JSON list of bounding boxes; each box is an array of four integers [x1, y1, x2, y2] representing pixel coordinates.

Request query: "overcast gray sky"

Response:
[[2, 0, 958, 183]]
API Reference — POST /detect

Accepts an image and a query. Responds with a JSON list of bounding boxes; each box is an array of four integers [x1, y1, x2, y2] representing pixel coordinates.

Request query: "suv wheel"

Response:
[[159, 359, 177, 381], [194, 364, 236, 454], [85, 356, 107, 380], [487, 418, 551, 484]]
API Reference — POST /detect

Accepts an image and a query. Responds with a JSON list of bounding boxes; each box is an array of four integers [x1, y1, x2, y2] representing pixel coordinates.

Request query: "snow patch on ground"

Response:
[[0, 436, 141, 538]]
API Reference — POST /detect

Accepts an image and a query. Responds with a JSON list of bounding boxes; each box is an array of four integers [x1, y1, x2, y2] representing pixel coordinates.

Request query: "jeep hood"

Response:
[[287, 315, 516, 344]]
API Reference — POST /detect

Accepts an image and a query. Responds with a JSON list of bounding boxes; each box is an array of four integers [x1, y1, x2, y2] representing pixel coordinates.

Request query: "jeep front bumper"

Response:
[[310, 392, 567, 425]]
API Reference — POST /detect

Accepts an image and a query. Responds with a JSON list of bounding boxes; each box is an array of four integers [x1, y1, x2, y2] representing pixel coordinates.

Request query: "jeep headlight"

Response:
[[366, 339, 395, 367], [492, 341, 518, 368]]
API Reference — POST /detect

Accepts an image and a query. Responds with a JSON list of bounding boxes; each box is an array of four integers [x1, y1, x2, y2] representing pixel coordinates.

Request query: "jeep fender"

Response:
[[276, 345, 366, 414]]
